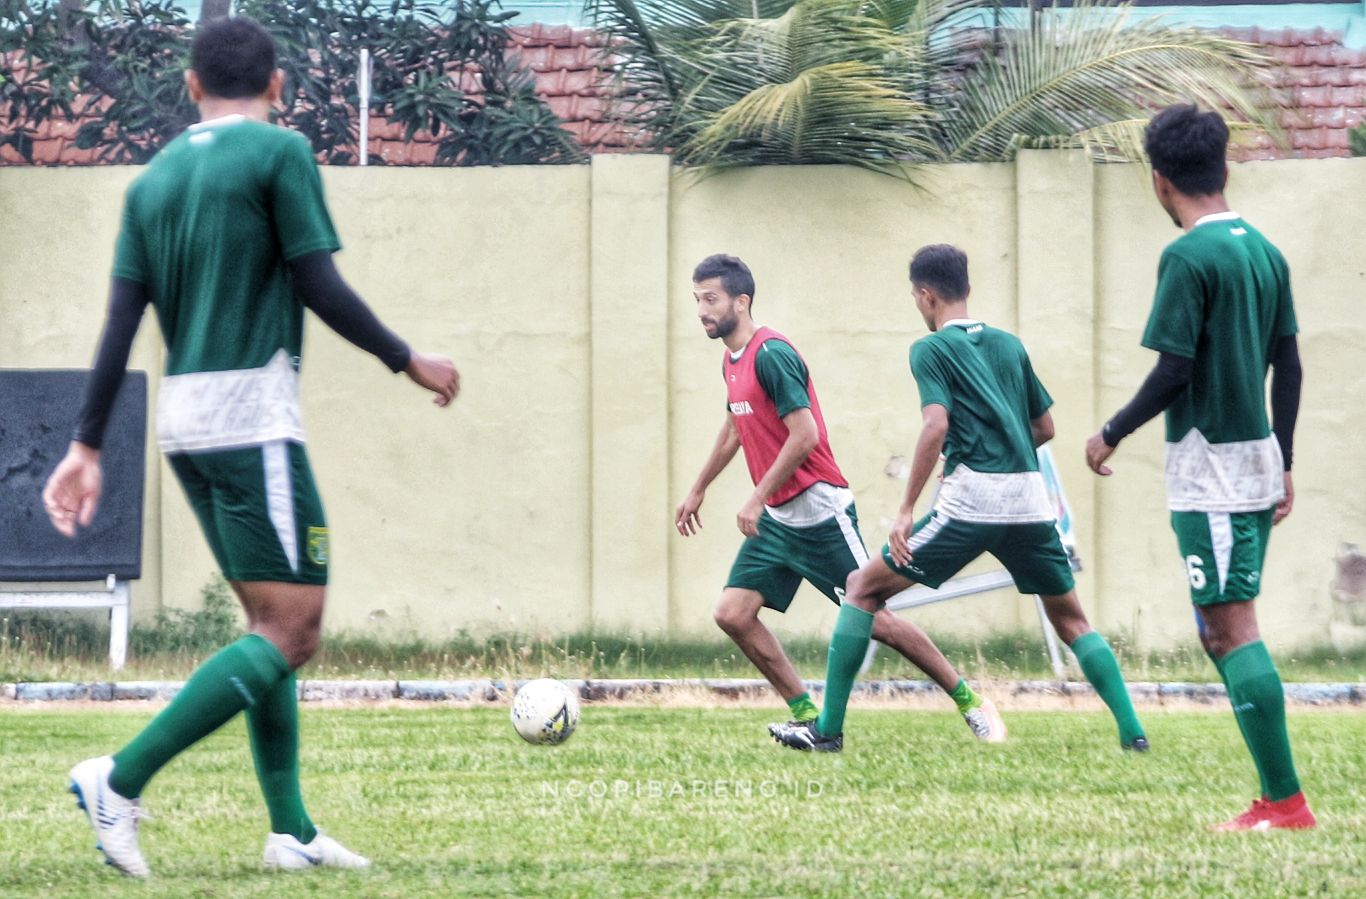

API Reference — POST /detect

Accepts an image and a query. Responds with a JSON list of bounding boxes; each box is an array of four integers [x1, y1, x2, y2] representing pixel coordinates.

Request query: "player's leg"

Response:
[[1036, 590, 1147, 750], [719, 515, 813, 721], [1183, 509, 1314, 830], [1195, 606, 1267, 799], [714, 587, 812, 718], [797, 502, 1001, 740], [71, 451, 292, 876], [995, 522, 1146, 749], [776, 512, 983, 750]]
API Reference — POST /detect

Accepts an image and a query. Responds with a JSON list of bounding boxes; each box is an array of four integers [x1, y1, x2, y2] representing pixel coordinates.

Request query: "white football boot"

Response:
[[263, 829, 371, 870], [962, 697, 1008, 743], [68, 755, 151, 878]]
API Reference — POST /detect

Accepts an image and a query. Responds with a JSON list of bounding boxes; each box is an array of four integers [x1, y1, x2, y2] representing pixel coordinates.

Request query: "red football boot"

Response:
[[1214, 792, 1317, 831]]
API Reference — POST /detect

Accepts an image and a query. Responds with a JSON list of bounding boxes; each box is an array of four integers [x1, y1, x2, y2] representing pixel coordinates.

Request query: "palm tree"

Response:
[[587, 0, 1280, 177]]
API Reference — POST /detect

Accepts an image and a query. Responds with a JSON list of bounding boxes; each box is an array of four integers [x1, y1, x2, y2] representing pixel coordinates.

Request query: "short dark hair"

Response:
[[1143, 104, 1229, 196], [692, 254, 756, 303], [909, 244, 969, 300], [191, 16, 276, 100]]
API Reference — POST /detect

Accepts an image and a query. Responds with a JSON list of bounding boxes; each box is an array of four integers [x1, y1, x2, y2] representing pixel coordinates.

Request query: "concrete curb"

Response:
[[2, 678, 1362, 705]]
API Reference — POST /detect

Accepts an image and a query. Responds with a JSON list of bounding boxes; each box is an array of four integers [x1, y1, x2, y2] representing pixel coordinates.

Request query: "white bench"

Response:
[[0, 575, 131, 670]]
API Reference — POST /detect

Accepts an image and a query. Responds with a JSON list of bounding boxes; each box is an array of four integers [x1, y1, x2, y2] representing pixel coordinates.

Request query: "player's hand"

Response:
[[675, 490, 704, 536], [736, 495, 763, 538], [887, 510, 916, 568], [1273, 472, 1294, 525], [405, 351, 459, 407], [42, 442, 103, 538], [1085, 431, 1115, 476]]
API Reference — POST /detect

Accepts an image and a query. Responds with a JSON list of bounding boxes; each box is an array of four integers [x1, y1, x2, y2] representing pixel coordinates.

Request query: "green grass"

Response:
[[0, 706, 1362, 896], [4, 605, 1365, 684]]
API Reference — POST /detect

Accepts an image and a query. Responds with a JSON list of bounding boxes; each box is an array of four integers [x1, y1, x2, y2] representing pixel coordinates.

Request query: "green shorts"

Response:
[[168, 440, 329, 585], [880, 511, 1075, 596], [726, 503, 869, 612], [1170, 508, 1273, 606]]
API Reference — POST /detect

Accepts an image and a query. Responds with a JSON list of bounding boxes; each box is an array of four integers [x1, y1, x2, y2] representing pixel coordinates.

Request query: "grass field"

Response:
[[0, 704, 1362, 897], [5, 603, 1366, 684]]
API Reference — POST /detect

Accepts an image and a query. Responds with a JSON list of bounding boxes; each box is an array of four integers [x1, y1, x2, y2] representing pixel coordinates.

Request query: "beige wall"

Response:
[[3, 153, 1363, 650]]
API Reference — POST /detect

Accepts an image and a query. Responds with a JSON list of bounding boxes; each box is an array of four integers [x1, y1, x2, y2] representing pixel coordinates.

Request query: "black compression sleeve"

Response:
[[1102, 352, 1195, 447], [288, 251, 412, 373], [72, 278, 148, 449], [1270, 334, 1302, 470]]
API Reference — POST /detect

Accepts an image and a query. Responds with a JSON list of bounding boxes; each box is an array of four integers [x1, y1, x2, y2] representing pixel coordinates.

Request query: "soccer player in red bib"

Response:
[[676, 254, 1005, 743]]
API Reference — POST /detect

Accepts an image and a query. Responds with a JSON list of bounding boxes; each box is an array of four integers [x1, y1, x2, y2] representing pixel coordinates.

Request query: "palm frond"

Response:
[[941, 2, 1282, 162]]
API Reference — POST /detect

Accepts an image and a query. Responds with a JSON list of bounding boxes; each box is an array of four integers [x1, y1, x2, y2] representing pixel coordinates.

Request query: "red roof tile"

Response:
[[7, 24, 1365, 165]]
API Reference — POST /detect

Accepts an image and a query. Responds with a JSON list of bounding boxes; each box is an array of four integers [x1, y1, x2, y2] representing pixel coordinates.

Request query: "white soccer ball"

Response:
[[510, 678, 580, 745]]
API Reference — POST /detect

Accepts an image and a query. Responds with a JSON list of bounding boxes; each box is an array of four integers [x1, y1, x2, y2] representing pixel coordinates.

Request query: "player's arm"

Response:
[[288, 252, 458, 406], [737, 407, 819, 536], [1269, 334, 1302, 524], [42, 277, 149, 537], [676, 415, 741, 536], [1030, 410, 1056, 448], [734, 341, 818, 536], [1085, 351, 1194, 475], [888, 403, 947, 567]]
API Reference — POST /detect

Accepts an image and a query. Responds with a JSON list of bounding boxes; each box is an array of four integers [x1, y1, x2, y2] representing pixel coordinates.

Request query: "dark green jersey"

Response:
[[1142, 214, 1296, 444], [113, 115, 339, 377], [1141, 213, 1295, 511], [910, 321, 1053, 523]]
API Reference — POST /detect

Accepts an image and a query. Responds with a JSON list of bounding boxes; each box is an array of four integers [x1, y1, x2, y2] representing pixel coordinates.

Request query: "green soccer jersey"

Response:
[[1141, 212, 1296, 512], [112, 115, 341, 453], [114, 115, 339, 375], [910, 320, 1053, 523]]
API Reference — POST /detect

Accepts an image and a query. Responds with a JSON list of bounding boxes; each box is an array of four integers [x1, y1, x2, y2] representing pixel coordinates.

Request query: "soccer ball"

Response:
[[510, 678, 580, 745]]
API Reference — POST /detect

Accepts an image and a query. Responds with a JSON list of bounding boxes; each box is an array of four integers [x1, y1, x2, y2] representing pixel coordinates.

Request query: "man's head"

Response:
[[1144, 105, 1229, 224], [187, 16, 281, 105], [908, 244, 969, 331], [692, 254, 755, 341]]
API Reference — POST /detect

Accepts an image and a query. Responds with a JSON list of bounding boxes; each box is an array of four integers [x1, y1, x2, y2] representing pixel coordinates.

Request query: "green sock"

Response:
[[1070, 632, 1145, 746], [786, 691, 819, 723], [1221, 640, 1300, 801], [948, 678, 981, 713], [1213, 652, 1268, 797], [110, 634, 290, 799], [248, 672, 317, 842], [815, 604, 874, 738]]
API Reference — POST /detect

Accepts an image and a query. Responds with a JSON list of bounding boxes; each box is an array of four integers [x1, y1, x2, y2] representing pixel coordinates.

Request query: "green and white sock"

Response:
[[1221, 640, 1300, 801], [948, 678, 982, 714], [248, 672, 318, 843], [1070, 632, 1146, 746], [786, 692, 819, 723], [110, 634, 291, 799], [815, 604, 875, 738]]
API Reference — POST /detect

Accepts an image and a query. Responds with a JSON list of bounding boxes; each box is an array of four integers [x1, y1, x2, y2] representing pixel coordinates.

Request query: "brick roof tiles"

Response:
[[5, 24, 1366, 166]]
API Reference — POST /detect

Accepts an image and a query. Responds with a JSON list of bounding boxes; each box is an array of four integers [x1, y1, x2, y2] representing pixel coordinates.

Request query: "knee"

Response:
[[713, 602, 754, 637], [260, 619, 321, 670], [286, 629, 321, 669], [844, 569, 862, 599]]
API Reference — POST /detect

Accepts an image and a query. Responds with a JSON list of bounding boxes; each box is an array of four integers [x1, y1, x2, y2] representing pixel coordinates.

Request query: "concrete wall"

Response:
[[2, 153, 1363, 650]]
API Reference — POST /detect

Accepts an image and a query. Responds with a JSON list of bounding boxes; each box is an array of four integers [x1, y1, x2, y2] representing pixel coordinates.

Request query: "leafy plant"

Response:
[[0, 0, 86, 162], [1350, 121, 1366, 157], [72, 0, 198, 164], [588, 0, 1282, 177], [130, 574, 242, 655], [0, 0, 582, 166]]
